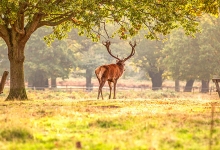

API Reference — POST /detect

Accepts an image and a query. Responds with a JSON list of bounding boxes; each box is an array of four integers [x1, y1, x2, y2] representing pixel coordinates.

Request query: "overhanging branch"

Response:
[[37, 13, 74, 27]]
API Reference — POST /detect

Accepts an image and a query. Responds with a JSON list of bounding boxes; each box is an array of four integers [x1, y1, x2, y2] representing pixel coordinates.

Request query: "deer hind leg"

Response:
[[98, 79, 106, 100], [108, 81, 112, 99]]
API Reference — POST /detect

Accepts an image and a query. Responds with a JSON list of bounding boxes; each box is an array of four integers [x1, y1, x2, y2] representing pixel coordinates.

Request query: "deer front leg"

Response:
[[108, 81, 112, 99]]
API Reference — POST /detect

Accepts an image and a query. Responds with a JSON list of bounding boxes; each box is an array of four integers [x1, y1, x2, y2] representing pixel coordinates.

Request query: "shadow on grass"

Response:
[[0, 128, 33, 142]]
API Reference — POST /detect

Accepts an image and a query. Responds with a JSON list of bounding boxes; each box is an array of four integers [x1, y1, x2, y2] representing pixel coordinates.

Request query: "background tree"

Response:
[[0, 0, 218, 100], [163, 30, 199, 92], [25, 27, 77, 89], [132, 35, 165, 90], [163, 15, 220, 92], [197, 15, 220, 92]]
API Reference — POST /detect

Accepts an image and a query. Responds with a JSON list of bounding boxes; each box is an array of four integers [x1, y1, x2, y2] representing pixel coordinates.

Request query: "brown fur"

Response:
[[95, 61, 125, 99]]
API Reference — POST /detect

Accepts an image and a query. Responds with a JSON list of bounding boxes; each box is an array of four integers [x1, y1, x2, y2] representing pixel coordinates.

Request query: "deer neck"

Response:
[[116, 63, 125, 75]]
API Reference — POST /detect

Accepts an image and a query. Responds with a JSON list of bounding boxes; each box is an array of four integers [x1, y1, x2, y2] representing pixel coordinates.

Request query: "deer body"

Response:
[[95, 62, 125, 99], [95, 41, 136, 100]]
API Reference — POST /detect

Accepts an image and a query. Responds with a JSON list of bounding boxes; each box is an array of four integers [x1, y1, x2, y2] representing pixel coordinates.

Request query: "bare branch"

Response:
[[91, 28, 108, 40], [102, 22, 110, 39]]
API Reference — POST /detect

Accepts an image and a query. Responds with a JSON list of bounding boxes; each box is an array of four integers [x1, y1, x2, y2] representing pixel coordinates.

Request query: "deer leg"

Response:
[[97, 78, 101, 99], [113, 80, 117, 99], [108, 81, 112, 99], [98, 79, 106, 100]]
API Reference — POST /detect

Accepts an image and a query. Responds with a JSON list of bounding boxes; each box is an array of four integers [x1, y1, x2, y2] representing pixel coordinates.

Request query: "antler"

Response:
[[123, 41, 136, 62], [102, 40, 120, 60]]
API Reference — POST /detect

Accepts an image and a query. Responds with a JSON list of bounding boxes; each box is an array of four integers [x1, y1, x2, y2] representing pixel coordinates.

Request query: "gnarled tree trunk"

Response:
[[0, 71, 9, 94], [6, 44, 28, 100]]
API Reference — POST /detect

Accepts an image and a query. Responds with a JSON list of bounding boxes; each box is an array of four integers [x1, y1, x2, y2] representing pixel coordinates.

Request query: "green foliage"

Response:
[[163, 15, 220, 81], [163, 29, 199, 80], [0, 0, 218, 42], [25, 27, 77, 80], [131, 32, 166, 88]]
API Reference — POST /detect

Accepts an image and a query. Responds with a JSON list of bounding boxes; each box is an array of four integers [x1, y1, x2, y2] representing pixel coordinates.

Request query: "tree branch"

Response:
[[37, 13, 74, 27], [11, 22, 25, 35], [0, 24, 10, 46], [20, 13, 44, 44]]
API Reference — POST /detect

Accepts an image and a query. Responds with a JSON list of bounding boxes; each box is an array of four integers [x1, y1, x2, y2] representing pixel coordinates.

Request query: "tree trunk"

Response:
[[44, 78, 49, 88], [175, 79, 180, 92], [28, 70, 48, 90], [201, 80, 209, 93], [0, 71, 9, 94], [31, 71, 48, 90], [86, 68, 93, 91], [1, 11, 42, 100], [183, 79, 195, 92], [148, 70, 163, 90], [51, 77, 57, 88], [6, 57, 27, 100]]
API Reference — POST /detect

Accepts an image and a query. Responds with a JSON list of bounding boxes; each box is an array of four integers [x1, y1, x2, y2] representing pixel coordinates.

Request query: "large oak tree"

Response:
[[0, 0, 218, 100]]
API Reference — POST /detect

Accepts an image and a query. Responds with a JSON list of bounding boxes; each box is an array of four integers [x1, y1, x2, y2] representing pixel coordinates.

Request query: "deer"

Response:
[[95, 40, 136, 100]]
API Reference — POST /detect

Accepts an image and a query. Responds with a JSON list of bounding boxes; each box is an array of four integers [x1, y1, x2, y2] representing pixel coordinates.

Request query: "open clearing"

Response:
[[0, 90, 220, 150]]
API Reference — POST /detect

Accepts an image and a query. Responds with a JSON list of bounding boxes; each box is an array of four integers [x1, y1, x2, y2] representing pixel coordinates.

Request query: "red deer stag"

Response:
[[95, 40, 136, 99]]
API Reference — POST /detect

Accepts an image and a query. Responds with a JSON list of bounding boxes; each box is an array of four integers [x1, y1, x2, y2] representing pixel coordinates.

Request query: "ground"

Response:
[[0, 90, 219, 150]]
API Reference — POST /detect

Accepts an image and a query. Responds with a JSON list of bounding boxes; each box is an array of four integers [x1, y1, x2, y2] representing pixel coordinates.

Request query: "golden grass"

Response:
[[0, 90, 220, 150]]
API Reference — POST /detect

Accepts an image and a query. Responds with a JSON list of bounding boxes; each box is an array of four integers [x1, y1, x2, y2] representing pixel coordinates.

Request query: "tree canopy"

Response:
[[1, 0, 218, 43]]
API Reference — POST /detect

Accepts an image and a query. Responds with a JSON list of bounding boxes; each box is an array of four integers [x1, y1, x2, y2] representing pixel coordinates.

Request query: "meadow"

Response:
[[0, 89, 220, 150]]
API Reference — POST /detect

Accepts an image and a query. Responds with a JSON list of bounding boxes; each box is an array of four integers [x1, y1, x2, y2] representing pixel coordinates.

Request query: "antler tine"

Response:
[[124, 41, 136, 61], [102, 40, 111, 46], [129, 40, 136, 47]]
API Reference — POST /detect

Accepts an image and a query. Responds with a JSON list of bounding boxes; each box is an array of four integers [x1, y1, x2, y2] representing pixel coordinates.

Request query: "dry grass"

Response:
[[0, 90, 220, 150]]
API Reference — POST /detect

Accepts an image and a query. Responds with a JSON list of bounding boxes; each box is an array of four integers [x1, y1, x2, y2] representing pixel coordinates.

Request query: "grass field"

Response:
[[0, 90, 220, 150]]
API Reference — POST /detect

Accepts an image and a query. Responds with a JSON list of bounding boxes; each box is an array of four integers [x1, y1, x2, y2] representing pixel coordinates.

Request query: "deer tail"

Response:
[[95, 66, 106, 80]]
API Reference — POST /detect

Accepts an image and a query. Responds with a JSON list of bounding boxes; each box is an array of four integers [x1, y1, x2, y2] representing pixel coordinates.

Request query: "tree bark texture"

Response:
[[6, 58, 27, 100], [183, 79, 195, 92], [0, 71, 9, 94]]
